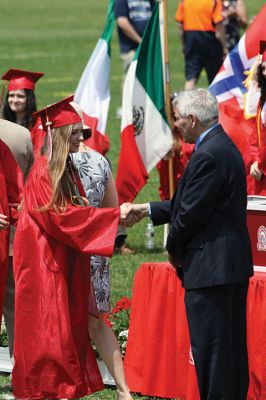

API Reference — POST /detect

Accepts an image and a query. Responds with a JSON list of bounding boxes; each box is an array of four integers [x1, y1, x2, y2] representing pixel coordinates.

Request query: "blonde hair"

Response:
[[41, 124, 88, 212]]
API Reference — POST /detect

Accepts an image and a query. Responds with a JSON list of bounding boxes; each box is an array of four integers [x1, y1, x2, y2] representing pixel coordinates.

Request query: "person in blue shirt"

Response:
[[114, 0, 155, 117]]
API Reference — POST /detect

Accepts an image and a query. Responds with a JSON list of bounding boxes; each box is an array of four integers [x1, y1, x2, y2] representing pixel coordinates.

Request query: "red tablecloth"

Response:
[[124, 263, 266, 400]]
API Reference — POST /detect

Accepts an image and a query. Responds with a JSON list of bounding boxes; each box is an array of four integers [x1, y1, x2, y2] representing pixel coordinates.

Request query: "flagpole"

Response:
[[160, 0, 174, 199], [159, 0, 176, 250]]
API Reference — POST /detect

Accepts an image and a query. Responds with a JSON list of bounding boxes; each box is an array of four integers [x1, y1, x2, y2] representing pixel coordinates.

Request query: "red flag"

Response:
[[156, 137, 194, 201]]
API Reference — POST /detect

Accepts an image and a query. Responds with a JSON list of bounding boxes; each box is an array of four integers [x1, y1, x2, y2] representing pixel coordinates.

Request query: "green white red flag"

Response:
[[74, 0, 114, 155], [116, 3, 173, 203]]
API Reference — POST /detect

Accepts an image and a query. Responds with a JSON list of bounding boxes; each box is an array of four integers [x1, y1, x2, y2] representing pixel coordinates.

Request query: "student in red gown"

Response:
[[248, 42, 266, 195], [1, 68, 43, 129], [0, 139, 22, 325], [0, 69, 41, 365], [12, 96, 128, 400]]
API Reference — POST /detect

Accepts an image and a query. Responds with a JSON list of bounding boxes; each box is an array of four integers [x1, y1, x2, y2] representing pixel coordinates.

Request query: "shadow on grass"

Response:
[[0, 372, 12, 395], [0, 375, 174, 400], [113, 237, 165, 257], [87, 386, 174, 399], [130, 245, 165, 255]]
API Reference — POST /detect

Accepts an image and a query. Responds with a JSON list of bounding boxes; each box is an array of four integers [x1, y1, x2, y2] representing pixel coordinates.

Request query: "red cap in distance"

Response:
[[1, 68, 44, 91]]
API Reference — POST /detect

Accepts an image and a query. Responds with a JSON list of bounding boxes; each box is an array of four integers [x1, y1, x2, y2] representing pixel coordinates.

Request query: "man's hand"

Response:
[[250, 161, 263, 181], [168, 253, 183, 280], [120, 203, 148, 227], [0, 214, 9, 231]]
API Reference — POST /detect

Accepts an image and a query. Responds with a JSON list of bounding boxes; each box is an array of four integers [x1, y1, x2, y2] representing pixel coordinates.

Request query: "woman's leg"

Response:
[[89, 314, 132, 400]]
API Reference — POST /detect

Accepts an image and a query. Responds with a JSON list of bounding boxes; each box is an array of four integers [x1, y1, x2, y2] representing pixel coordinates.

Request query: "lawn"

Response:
[[0, 0, 265, 399]]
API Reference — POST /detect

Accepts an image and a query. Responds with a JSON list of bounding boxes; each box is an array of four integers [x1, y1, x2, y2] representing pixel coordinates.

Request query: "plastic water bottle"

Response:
[[145, 222, 154, 250]]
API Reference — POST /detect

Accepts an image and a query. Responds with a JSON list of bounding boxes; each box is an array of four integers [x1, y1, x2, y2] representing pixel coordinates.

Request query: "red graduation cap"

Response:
[[260, 41, 266, 63], [1, 68, 44, 91], [32, 95, 82, 131]]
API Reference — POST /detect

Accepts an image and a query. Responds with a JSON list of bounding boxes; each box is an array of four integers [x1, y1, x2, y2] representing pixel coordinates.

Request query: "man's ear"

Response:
[[191, 114, 197, 128]]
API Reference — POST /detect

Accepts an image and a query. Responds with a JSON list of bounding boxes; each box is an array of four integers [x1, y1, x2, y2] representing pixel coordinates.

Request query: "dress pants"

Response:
[[185, 280, 249, 400], [3, 256, 15, 363]]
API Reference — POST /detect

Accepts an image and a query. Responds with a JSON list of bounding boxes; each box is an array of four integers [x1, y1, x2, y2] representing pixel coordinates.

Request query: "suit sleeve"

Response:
[[166, 151, 222, 257], [25, 160, 120, 257], [150, 200, 171, 225]]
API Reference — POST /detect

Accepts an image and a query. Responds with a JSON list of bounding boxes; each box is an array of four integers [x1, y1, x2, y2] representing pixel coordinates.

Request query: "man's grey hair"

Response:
[[172, 88, 219, 125]]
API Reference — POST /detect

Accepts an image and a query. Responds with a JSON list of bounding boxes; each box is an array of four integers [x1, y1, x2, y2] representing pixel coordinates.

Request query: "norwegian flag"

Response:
[[209, 4, 266, 160]]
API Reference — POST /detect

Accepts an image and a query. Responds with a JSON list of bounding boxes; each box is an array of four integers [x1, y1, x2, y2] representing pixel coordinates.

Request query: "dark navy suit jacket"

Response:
[[150, 124, 253, 289]]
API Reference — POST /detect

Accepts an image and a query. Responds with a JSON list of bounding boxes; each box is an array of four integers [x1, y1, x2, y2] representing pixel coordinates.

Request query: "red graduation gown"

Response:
[[0, 139, 22, 322], [247, 102, 266, 195], [12, 156, 120, 399]]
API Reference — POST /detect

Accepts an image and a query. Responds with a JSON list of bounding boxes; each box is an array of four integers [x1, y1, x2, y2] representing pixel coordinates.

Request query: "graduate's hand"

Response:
[[0, 214, 9, 231], [250, 161, 263, 181]]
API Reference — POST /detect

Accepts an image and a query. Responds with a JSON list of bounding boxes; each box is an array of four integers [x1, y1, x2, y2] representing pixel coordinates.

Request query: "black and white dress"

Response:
[[72, 150, 111, 312]]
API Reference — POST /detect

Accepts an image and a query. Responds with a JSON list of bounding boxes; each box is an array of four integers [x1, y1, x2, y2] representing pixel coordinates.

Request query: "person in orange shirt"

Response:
[[175, 0, 227, 89]]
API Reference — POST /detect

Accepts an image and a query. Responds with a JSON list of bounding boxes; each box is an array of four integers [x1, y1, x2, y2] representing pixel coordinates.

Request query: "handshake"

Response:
[[119, 203, 149, 227], [119, 202, 183, 278]]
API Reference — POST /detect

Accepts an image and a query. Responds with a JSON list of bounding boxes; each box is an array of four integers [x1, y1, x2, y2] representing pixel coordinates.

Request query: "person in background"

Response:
[[122, 88, 253, 399], [0, 119, 33, 364], [175, 0, 227, 89], [114, 0, 155, 118], [222, 0, 248, 52], [73, 140, 132, 400], [156, 91, 194, 201], [248, 41, 266, 195], [0, 69, 37, 367], [0, 138, 23, 346], [1, 68, 43, 129], [12, 96, 129, 400]]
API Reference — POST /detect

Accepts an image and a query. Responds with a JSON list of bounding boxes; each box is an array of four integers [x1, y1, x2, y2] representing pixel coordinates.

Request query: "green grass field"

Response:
[[0, 0, 265, 398]]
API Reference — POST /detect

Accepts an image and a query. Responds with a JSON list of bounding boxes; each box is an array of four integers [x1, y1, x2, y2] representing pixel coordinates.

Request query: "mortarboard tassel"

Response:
[[45, 108, 53, 163]]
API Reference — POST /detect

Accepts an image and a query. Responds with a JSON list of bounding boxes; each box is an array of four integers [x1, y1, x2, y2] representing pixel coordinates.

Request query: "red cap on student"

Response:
[[260, 41, 266, 63], [1, 68, 44, 91], [32, 95, 82, 131]]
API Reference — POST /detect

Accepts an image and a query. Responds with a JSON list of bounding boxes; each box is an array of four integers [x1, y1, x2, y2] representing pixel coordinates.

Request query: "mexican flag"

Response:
[[74, 0, 114, 155], [116, 3, 173, 204]]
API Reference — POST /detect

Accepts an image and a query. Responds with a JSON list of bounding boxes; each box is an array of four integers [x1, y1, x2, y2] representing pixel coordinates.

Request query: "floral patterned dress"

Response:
[[72, 150, 111, 312]]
